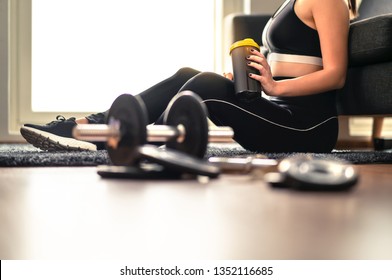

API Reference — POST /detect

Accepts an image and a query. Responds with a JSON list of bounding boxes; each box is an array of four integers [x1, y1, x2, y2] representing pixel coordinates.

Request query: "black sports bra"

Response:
[[262, 0, 322, 65]]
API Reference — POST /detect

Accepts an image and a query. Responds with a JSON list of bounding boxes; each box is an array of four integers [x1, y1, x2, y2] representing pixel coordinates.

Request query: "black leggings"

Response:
[[86, 67, 338, 153]]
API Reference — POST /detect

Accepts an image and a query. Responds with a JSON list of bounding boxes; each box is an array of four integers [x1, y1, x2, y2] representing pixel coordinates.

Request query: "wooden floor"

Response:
[[1, 163, 392, 260]]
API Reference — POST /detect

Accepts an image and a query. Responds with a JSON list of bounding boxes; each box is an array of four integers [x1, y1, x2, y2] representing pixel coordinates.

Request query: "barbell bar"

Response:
[[73, 123, 234, 144]]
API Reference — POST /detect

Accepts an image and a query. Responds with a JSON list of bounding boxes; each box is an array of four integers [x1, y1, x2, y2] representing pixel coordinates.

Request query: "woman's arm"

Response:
[[248, 0, 350, 97]]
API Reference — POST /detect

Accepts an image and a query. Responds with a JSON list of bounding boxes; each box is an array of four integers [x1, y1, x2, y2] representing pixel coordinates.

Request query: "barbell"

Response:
[[72, 91, 234, 166]]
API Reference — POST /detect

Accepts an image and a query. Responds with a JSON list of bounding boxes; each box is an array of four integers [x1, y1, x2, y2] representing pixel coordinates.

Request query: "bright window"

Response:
[[31, 0, 216, 112]]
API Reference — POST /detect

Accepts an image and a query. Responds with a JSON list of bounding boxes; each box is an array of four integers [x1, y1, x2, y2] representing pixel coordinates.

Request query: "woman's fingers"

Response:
[[247, 49, 270, 70], [247, 61, 263, 72], [223, 72, 234, 80], [246, 49, 277, 95]]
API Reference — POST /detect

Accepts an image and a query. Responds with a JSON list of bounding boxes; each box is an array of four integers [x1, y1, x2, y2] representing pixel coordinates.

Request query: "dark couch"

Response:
[[227, 0, 392, 147]]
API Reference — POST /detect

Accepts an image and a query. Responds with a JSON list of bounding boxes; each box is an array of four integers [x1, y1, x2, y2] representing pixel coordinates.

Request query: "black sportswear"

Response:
[[263, 0, 322, 57]]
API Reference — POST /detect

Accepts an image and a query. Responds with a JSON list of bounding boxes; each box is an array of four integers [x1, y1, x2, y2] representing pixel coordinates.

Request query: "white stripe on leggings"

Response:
[[202, 99, 337, 132]]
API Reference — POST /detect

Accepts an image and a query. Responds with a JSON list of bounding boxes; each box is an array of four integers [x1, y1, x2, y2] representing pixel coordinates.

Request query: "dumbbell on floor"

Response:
[[209, 155, 359, 191], [73, 91, 234, 166]]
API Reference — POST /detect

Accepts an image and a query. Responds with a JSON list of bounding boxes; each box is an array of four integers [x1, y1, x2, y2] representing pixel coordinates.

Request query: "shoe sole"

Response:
[[20, 126, 97, 151]]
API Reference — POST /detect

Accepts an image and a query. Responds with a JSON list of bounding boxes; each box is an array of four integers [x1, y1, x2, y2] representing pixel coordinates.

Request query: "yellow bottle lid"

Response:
[[229, 38, 260, 54]]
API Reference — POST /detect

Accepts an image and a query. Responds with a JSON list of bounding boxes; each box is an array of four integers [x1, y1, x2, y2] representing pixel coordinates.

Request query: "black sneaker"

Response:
[[20, 115, 99, 151]]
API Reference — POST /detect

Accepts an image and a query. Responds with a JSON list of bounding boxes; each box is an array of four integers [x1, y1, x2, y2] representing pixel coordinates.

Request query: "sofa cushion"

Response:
[[336, 62, 392, 115], [349, 14, 392, 67]]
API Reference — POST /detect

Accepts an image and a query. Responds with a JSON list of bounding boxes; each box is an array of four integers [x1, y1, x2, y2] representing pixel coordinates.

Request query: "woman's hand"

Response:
[[247, 49, 277, 96], [223, 72, 234, 80]]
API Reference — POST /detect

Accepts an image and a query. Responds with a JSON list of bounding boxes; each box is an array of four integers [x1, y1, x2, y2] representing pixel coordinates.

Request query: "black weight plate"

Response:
[[139, 145, 220, 178], [106, 94, 148, 165], [97, 164, 182, 180], [278, 157, 359, 191], [163, 91, 209, 158]]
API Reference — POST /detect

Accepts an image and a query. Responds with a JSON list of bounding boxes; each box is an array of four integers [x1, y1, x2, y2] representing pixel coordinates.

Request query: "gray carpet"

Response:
[[1, 143, 392, 167], [0, 144, 109, 167]]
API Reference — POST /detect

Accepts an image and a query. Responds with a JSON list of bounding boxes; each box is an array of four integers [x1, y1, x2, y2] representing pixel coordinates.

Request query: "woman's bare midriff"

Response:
[[270, 61, 323, 78]]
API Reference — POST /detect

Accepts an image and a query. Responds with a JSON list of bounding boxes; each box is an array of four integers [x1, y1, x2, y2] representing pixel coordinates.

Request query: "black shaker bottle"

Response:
[[230, 38, 262, 102]]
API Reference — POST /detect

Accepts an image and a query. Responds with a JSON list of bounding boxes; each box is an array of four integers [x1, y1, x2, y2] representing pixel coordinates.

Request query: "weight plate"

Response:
[[278, 156, 359, 191], [106, 94, 148, 165], [163, 91, 209, 158], [139, 145, 220, 178], [97, 164, 182, 180]]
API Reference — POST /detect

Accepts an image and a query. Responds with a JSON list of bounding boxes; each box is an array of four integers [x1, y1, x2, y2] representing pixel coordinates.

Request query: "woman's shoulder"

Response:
[[295, 0, 349, 15], [294, 0, 349, 30], [308, 0, 349, 12], [305, 0, 349, 24]]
